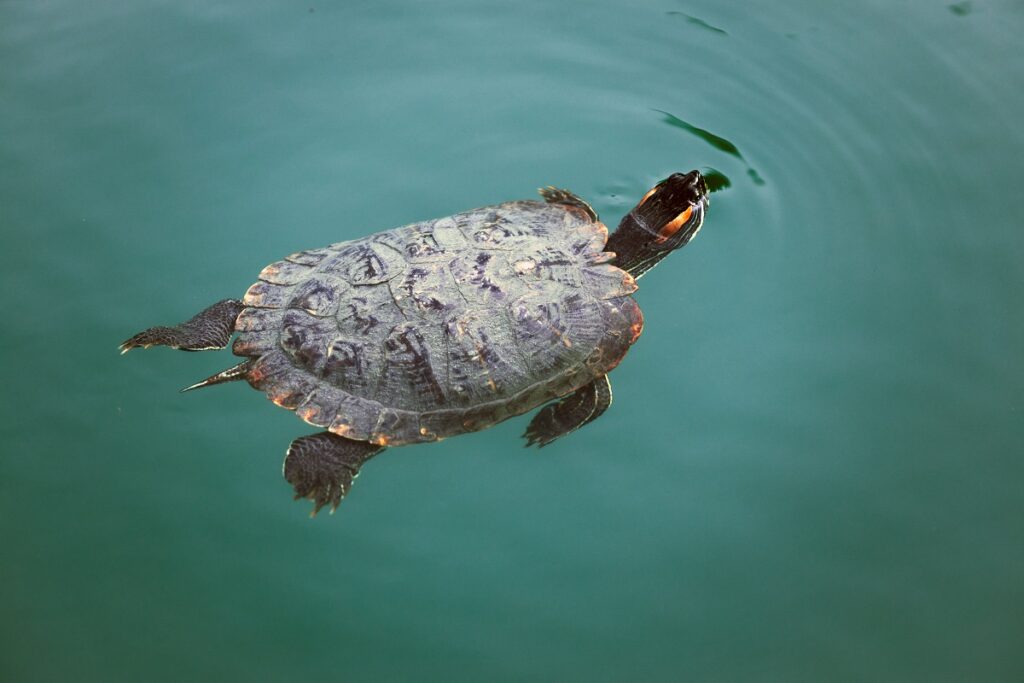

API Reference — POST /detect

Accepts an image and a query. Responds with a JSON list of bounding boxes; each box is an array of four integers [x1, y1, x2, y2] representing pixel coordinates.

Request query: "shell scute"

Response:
[[513, 245, 582, 289], [509, 287, 606, 380], [375, 322, 447, 410], [243, 281, 293, 308], [442, 311, 525, 407], [232, 330, 276, 357], [335, 293, 390, 339], [289, 276, 346, 317], [234, 308, 282, 332], [389, 265, 458, 319], [321, 242, 404, 285], [583, 263, 639, 299], [323, 337, 384, 397], [394, 219, 467, 263], [280, 309, 335, 375], [259, 260, 311, 285], [286, 248, 331, 266], [448, 250, 510, 305], [328, 393, 381, 441], [245, 351, 291, 390], [370, 408, 422, 445]]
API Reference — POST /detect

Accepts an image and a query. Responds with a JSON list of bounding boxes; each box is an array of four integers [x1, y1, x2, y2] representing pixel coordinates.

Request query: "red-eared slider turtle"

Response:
[[121, 171, 709, 514]]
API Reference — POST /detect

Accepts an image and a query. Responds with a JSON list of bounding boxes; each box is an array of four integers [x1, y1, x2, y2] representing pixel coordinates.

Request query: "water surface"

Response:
[[2, 1, 1023, 680]]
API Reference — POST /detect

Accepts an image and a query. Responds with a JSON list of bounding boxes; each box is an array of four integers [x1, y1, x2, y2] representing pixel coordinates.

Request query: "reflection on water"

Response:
[[701, 168, 732, 194], [666, 11, 728, 36], [654, 109, 766, 186], [949, 1, 973, 16]]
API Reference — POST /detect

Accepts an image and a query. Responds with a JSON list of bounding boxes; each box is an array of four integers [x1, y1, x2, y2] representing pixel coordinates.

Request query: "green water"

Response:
[[2, 1, 1023, 680]]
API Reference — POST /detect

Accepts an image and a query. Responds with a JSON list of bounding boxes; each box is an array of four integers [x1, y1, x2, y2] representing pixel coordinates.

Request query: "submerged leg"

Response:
[[523, 375, 613, 448], [120, 299, 244, 353], [284, 432, 386, 515]]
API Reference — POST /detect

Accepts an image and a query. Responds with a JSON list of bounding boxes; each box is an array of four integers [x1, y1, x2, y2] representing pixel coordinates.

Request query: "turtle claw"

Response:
[[118, 341, 153, 354], [298, 480, 344, 517]]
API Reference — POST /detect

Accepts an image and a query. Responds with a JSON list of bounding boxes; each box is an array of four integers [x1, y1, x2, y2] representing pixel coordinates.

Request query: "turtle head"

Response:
[[607, 170, 709, 278]]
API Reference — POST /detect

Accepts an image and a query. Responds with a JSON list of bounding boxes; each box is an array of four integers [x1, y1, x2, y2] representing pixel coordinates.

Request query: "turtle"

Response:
[[121, 170, 709, 515]]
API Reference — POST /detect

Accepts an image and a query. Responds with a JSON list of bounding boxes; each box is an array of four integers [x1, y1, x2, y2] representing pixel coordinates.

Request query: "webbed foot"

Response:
[[284, 432, 385, 515]]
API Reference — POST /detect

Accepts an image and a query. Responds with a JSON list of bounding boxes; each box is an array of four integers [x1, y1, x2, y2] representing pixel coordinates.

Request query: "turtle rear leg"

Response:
[[523, 374, 613, 448], [284, 432, 386, 516], [120, 299, 244, 353]]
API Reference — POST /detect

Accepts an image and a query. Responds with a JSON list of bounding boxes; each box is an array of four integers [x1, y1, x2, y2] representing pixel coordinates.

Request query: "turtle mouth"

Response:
[[679, 169, 709, 207], [680, 170, 709, 238], [660, 169, 708, 216]]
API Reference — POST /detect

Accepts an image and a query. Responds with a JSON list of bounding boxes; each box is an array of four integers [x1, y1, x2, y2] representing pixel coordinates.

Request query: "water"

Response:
[[2, 1, 1022, 680]]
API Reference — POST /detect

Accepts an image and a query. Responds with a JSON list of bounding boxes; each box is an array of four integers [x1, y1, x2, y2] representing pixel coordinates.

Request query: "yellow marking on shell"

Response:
[[655, 205, 693, 243], [243, 282, 263, 306], [243, 281, 289, 307], [617, 270, 639, 297], [258, 262, 283, 281], [371, 434, 391, 446], [629, 304, 645, 343]]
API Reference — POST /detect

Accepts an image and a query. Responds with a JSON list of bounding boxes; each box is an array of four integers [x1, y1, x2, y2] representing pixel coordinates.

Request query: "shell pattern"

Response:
[[233, 200, 644, 446]]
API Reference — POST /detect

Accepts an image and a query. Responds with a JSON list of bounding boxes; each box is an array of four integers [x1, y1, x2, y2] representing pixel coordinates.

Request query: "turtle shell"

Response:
[[232, 200, 643, 445]]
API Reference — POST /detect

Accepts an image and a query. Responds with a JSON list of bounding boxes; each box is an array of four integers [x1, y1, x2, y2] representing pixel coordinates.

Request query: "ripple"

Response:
[[948, 2, 973, 17], [666, 11, 729, 36], [654, 109, 765, 186]]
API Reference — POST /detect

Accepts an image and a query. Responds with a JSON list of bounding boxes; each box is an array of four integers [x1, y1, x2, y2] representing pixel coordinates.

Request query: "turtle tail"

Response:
[[180, 360, 255, 393]]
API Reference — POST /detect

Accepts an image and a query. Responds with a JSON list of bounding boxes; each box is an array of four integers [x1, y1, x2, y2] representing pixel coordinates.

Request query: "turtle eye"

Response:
[[655, 205, 693, 243]]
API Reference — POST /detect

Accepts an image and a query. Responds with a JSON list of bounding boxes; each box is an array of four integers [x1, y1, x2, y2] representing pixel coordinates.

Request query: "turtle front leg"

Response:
[[120, 299, 244, 353], [523, 375, 613, 448], [539, 186, 599, 222], [284, 432, 386, 516]]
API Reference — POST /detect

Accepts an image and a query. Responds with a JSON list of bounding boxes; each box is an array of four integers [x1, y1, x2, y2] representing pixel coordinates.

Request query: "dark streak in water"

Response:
[[702, 168, 731, 193], [654, 109, 766, 186], [948, 1, 972, 16], [656, 110, 741, 157], [666, 11, 728, 35]]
